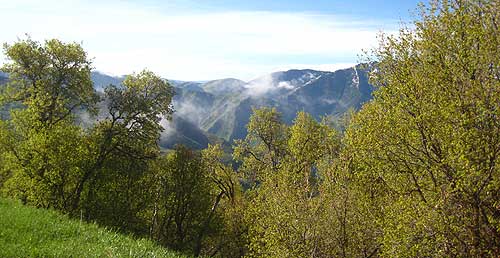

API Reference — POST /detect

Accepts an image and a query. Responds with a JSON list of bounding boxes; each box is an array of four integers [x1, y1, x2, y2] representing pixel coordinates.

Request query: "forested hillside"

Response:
[[0, 0, 498, 257]]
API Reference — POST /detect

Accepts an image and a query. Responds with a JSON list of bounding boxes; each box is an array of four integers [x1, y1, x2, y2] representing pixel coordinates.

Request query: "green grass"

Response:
[[0, 198, 185, 258]]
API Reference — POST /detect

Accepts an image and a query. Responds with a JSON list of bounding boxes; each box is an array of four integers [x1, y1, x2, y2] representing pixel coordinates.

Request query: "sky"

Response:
[[0, 0, 427, 81]]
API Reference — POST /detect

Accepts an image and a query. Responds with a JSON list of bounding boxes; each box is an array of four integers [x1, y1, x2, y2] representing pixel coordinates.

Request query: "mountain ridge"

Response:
[[183, 64, 375, 142], [1, 65, 375, 149]]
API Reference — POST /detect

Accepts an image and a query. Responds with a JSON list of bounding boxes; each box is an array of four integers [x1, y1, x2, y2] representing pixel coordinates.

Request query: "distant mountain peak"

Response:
[[86, 64, 375, 146], [202, 78, 246, 95]]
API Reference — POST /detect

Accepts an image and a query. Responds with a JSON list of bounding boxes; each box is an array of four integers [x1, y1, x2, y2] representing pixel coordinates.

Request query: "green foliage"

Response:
[[346, 0, 500, 256], [143, 144, 247, 257], [148, 145, 214, 254], [79, 152, 153, 235], [201, 144, 247, 257], [0, 38, 96, 211], [70, 70, 175, 234], [0, 118, 89, 211], [318, 144, 386, 257], [0, 38, 174, 230], [236, 108, 342, 257], [1, 37, 98, 125], [0, 198, 184, 258], [233, 107, 288, 182], [89, 69, 174, 163], [1, 1, 498, 255], [106, 69, 174, 138]]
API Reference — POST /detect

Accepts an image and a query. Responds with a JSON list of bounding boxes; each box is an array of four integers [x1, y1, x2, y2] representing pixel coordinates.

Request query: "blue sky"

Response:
[[140, 0, 425, 19], [0, 0, 427, 81]]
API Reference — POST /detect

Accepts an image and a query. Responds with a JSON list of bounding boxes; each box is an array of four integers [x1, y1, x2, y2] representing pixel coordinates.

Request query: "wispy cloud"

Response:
[[0, 0, 398, 80]]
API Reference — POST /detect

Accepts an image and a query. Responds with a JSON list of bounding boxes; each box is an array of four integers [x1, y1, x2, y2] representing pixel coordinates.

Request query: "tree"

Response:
[[233, 107, 288, 183], [0, 38, 97, 210], [318, 138, 385, 258], [148, 145, 214, 254], [236, 109, 341, 257], [200, 144, 246, 257], [73, 70, 174, 213], [146, 144, 245, 257], [0, 38, 175, 222], [1, 37, 98, 127], [346, 0, 500, 256]]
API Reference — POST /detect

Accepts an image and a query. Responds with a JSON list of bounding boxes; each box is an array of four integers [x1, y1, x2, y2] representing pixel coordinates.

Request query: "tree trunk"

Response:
[[193, 191, 224, 257]]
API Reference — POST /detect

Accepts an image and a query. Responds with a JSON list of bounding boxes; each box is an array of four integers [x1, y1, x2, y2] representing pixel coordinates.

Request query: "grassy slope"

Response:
[[0, 198, 184, 258]]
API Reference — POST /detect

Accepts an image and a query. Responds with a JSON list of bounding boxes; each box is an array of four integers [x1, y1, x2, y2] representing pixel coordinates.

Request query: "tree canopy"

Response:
[[0, 0, 498, 256], [347, 0, 500, 255]]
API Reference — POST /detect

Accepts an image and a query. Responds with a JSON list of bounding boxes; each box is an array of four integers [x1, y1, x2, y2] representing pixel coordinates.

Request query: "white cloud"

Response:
[[244, 73, 276, 96], [0, 0, 397, 80], [278, 81, 294, 90]]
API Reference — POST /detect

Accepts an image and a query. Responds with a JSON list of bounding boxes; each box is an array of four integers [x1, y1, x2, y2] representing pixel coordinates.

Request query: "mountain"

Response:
[[87, 65, 375, 147], [174, 81, 205, 92], [0, 66, 375, 149], [88, 72, 217, 150], [0, 72, 8, 85], [0, 73, 24, 120], [159, 115, 210, 150], [0, 74, 10, 119], [183, 64, 375, 142], [91, 71, 125, 91], [202, 78, 246, 95]]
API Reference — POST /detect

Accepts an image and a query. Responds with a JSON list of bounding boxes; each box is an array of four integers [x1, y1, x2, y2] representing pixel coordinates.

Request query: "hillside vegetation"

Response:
[[0, 198, 183, 258], [0, 0, 498, 257]]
